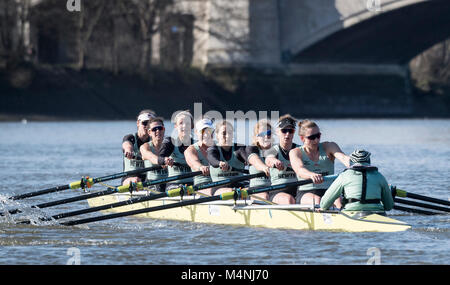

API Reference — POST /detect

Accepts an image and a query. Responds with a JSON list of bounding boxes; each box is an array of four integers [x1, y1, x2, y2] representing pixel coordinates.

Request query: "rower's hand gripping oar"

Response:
[[61, 172, 267, 226], [9, 165, 164, 200], [62, 174, 335, 226]]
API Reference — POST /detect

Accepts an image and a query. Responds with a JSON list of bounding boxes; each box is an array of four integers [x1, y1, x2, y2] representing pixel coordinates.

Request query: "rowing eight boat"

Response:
[[86, 192, 411, 232]]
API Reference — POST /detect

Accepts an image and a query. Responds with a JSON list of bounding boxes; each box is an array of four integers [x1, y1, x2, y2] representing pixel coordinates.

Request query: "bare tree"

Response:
[[0, 0, 32, 63], [0, 0, 16, 60], [410, 39, 450, 92], [75, 0, 106, 70], [118, 0, 174, 73]]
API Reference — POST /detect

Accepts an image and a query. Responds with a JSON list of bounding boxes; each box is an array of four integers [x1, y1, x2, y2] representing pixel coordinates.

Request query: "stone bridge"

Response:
[[206, 0, 450, 116], [249, 0, 450, 65]]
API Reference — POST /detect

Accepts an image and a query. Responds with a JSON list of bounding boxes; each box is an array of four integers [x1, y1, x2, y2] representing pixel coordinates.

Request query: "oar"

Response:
[[5, 188, 117, 216], [7, 171, 203, 218], [394, 198, 449, 213], [46, 172, 265, 223], [9, 165, 164, 200], [231, 167, 249, 174], [62, 175, 336, 226], [393, 205, 439, 215], [392, 187, 450, 207]]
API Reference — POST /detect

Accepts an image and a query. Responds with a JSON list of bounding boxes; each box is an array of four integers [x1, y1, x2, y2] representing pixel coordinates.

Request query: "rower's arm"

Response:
[[185, 146, 204, 170], [248, 153, 268, 172], [264, 146, 281, 168], [157, 137, 175, 165], [140, 143, 159, 165], [379, 174, 394, 211], [206, 145, 221, 168], [122, 134, 135, 159], [235, 145, 249, 164], [320, 175, 344, 210], [324, 142, 350, 167], [289, 148, 316, 179], [122, 141, 133, 151], [122, 141, 133, 158]]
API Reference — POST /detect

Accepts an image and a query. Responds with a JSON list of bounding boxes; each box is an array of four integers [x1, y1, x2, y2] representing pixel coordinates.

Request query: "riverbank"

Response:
[[0, 63, 232, 121], [1, 64, 449, 121]]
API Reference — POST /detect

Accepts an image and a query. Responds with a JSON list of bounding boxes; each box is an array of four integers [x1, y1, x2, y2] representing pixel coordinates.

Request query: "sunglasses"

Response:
[[280, 128, 295, 134], [141, 121, 149, 127], [151, 126, 164, 132], [306, 132, 321, 140], [257, 130, 272, 137]]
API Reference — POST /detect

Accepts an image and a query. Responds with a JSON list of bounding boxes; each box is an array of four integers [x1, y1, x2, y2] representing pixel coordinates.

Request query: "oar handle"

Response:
[[93, 165, 163, 183], [231, 167, 249, 174], [243, 175, 337, 197], [115, 171, 203, 193]]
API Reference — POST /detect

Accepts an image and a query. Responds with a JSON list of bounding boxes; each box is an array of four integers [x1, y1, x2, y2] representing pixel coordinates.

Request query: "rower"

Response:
[[122, 110, 156, 186], [207, 120, 248, 196], [157, 110, 194, 191], [246, 119, 273, 200], [264, 115, 298, 204], [184, 118, 215, 195], [320, 149, 394, 212], [140, 117, 168, 192], [290, 119, 350, 208]]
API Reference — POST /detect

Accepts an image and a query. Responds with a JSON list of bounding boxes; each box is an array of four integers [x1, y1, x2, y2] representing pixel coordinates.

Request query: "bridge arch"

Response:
[[289, 0, 450, 64]]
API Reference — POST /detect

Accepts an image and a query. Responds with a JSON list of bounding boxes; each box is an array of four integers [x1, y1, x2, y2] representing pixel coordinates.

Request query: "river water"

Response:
[[0, 119, 448, 265]]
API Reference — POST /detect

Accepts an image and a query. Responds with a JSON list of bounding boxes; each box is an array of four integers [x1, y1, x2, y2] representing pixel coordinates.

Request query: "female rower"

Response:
[[140, 117, 169, 192], [207, 120, 248, 196], [157, 110, 194, 191], [320, 149, 394, 212], [246, 119, 273, 200], [184, 118, 215, 195], [264, 115, 298, 204], [122, 109, 156, 186], [290, 119, 350, 208]]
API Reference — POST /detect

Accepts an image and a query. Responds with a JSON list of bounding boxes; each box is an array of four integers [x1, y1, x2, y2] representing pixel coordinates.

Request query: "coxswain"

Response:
[[320, 149, 394, 212]]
